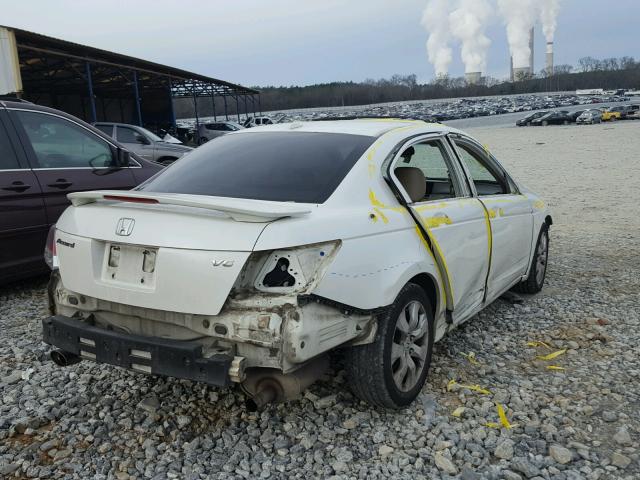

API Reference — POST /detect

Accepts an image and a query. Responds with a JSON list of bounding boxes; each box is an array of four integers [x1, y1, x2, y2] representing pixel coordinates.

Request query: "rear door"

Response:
[[0, 108, 48, 280], [8, 108, 137, 225], [391, 136, 490, 322], [450, 135, 534, 301]]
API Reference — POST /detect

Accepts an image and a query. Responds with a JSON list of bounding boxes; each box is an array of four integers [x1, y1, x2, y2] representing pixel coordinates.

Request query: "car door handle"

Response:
[[48, 180, 73, 189], [1, 182, 31, 193]]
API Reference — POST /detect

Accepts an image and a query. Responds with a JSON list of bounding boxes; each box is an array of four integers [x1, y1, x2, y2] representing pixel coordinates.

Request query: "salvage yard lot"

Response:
[[1, 120, 639, 479]]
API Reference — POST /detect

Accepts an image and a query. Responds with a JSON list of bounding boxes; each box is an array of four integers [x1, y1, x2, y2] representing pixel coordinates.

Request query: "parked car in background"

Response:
[[94, 122, 192, 165], [516, 111, 549, 126], [0, 100, 162, 284], [197, 121, 244, 144], [576, 109, 603, 125], [601, 106, 625, 121], [568, 110, 587, 123], [531, 111, 572, 126], [243, 116, 275, 128], [43, 119, 551, 409], [623, 104, 640, 119]]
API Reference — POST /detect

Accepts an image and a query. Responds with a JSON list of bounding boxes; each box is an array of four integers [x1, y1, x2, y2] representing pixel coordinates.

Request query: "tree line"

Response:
[[174, 56, 640, 118]]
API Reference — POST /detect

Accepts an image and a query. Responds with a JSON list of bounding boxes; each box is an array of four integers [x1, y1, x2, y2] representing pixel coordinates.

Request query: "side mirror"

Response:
[[117, 148, 131, 167], [136, 134, 150, 145]]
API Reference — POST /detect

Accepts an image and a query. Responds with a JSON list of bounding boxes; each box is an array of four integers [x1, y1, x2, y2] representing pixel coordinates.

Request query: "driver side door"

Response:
[[9, 109, 137, 224]]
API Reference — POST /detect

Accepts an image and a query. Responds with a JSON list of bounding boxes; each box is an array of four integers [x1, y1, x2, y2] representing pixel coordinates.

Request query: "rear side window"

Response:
[[140, 132, 375, 203], [0, 121, 20, 170]]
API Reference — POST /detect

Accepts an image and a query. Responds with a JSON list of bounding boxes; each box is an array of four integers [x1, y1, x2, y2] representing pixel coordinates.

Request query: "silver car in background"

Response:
[[95, 122, 193, 165], [576, 109, 602, 125], [197, 121, 244, 144]]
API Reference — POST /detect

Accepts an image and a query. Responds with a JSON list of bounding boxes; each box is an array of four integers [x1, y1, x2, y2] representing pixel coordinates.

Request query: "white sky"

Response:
[[2, 0, 638, 87]]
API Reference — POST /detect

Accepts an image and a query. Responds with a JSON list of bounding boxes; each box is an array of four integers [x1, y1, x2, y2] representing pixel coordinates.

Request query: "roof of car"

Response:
[[235, 119, 455, 138]]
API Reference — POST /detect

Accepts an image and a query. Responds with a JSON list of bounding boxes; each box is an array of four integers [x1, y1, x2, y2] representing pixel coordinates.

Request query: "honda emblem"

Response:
[[116, 218, 135, 236]]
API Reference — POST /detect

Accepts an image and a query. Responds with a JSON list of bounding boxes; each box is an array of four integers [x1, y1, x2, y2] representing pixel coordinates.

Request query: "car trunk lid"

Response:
[[54, 192, 313, 315]]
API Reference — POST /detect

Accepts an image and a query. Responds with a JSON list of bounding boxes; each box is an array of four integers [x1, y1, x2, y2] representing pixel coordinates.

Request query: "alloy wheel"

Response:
[[391, 301, 429, 392]]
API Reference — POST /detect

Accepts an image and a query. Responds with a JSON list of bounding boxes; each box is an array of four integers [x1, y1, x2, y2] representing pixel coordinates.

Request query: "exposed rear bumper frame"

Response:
[[42, 315, 232, 386]]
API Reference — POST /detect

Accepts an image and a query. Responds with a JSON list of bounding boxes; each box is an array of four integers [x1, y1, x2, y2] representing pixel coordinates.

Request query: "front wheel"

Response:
[[513, 225, 549, 294], [346, 283, 435, 408]]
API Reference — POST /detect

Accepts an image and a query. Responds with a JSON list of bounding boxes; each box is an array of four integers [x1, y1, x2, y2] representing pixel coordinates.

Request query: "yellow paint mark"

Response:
[[414, 202, 450, 212], [527, 341, 552, 349], [488, 209, 497, 219], [370, 212, 378, 223], [481, 206, 493, 262], [496, 403, 515, 429], [533, 200, 545, 210], [498, 208, 505, 216], [546, 365, 565, 371], [373, 207, 388, 224], [446, 379, 491, 395], [415, 226, 447, 306], [369, 189, 386, 209], [460, 351, 479, 365], [421, 215, 453, 229], [537, 349, 567, 361], [452, 407, 465, 417], [368, 163, 376, 177], [368, 188, 406, 214]]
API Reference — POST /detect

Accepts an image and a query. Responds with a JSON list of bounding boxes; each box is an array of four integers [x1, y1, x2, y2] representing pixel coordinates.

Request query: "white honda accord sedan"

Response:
[[43, 119, 551, 409]]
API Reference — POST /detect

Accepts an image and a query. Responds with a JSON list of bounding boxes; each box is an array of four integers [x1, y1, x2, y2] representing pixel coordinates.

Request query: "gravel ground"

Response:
[[1, 121, 639, 479]]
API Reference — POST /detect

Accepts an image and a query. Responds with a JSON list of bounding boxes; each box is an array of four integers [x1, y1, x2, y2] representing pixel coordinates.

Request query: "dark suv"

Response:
[[0, 99, 162, 284]]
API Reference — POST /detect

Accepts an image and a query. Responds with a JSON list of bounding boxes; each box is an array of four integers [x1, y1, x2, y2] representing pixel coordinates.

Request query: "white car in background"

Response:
[[43, 119, 552, 409]]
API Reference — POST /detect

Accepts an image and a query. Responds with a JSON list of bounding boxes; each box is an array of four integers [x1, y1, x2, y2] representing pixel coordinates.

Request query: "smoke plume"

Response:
[[421, 0, 453, 76], [449, 0, 492, 74], [539, 0, 561, 42], [497, 0, 537, 68]]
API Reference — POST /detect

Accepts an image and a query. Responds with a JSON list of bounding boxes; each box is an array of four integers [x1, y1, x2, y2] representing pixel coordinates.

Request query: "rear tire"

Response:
[[198, 137, 209, 145], [346, 283, 435, 409], [513, 224, 549, 294]]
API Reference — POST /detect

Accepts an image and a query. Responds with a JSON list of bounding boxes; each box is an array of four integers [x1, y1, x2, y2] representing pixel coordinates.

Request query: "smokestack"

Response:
[[510, 56, 514, 81], [465, 72, 482, 84], [529, 27, 534, 74], [546, 41, 554, 76]]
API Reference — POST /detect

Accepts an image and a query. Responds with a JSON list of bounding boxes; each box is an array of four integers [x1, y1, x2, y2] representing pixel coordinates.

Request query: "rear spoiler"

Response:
[[67, 190, 313, 222]]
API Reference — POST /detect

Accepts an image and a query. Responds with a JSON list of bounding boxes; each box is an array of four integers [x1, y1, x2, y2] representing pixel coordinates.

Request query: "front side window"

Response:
[[453, 140, 509, 196], [395, 140, 459, 201], [0, 122, 20, 170], [94, 124, 114, 137], [140, 132, 374, 203], [117, 126, 146, 144], [16, 111, 114, 169]]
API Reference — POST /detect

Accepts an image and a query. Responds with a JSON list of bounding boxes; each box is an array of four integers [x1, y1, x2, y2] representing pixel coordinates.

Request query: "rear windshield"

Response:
[[139, 131, 374, 203]]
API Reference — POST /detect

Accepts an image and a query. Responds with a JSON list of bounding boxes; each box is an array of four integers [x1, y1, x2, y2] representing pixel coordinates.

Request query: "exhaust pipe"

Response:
[[245, 384, 277, 412], [242, 355, 329, 410], [50, 350, 81, 367]]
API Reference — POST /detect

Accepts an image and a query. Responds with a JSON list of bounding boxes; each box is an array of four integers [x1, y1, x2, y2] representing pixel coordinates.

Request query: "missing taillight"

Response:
[[262, 257, 295, 287]]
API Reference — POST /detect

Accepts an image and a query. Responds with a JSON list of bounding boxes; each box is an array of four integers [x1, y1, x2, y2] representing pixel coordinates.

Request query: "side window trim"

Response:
[[389, 133, 471, 205]]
